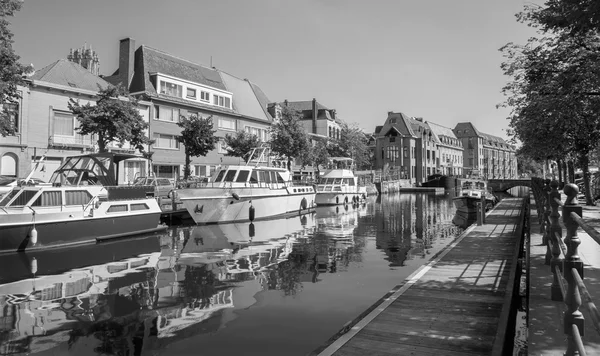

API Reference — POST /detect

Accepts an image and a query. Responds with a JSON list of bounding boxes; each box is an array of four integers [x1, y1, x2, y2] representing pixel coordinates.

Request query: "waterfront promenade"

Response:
[[315, 197, 526, 355]]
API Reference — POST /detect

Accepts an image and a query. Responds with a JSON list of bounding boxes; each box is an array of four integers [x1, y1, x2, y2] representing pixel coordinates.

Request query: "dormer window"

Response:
[[160, 81, 182, 97], [186, 88, 196, 99], [214, 94, 231, 109]]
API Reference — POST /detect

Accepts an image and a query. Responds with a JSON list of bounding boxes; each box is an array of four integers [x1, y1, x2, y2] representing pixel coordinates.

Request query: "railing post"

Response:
[[562, 183, 584, 355], [544, 179, 552, 265], [549, 180, 563, 301]]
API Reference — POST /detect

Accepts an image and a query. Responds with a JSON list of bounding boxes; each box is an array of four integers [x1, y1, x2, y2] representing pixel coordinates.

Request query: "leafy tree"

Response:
[[270, 103, 310, 171], [177, 114, 219, 179], [295, 139, 330, 179], [69, 85, 152, 153], [223, 130, 262, 160], [327, 122, 371, 170], [0, 0, 33, 137], [500, 2, 600, 204]]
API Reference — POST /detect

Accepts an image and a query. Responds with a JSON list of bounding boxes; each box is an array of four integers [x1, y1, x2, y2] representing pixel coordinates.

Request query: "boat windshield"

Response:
[[49, 155, 112, 186]]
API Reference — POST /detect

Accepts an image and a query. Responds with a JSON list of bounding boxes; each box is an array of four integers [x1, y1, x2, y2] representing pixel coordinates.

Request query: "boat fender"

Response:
[[344, 196, 348, 205], [301, 197, 307, 210], [336, 196, 339, 204], [232, 192, 240, 200], [30, 257, 37, 275], [249, 205, 255, 222], [249, 223, 255, 238], [29, 227, 38, 245]]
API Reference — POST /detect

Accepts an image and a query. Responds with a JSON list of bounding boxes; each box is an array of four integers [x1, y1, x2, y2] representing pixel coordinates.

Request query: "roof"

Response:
[[281, 100, 330, 112], [377, 112, 416, 138], [30, 59, 110, 91], [107, 44, 273, 121], [427, 121, 458, 139], [453, 122, 482, 138]]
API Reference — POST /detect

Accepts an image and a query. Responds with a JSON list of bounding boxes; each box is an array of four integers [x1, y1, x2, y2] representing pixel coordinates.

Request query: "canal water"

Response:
[[0, 192, 465, 356]]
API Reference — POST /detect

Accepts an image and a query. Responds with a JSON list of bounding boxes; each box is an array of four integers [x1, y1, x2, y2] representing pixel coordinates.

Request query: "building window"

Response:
[[160, 81, 182, 97], [153, 133, 180, 149], [200, 91, 210, 101], [54, 111, 76, 136], [404, 147, 408, 158], [386, 146, 399, 162], [155, 105, 181, 122], [187, 111, 198, 119], [186, 88, 196, 99], [2, 103, 19, 133], [218, 118, 236, 131], [245, 126, 268, 141], [213, 95, 231, 109], [218, 140, 230, 154]]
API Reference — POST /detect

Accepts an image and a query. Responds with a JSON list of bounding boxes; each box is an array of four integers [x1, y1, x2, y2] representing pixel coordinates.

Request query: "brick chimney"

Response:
[[312, 98, 317, 134], [119, 38, 135, 89]]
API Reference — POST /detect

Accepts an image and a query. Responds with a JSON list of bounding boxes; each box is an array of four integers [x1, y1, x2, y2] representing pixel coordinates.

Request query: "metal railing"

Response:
[[531, 177, 600, 356]]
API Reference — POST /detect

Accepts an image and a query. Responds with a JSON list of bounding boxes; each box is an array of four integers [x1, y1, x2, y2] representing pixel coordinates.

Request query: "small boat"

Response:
[[315, 157, 367, 206], [0, 152, 165, 253], [452, 180, 497, 218], [177, 147, 316, 224]]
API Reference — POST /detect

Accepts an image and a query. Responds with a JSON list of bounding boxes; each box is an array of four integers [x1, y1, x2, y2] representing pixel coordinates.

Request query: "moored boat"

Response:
[[452, 180, 497, 218], [177, 147, 316, 224], [0, 153, 165, 253], [314, 157, 367, 206]]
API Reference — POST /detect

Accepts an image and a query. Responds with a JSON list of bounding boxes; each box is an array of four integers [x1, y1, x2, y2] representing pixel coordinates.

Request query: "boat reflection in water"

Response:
[[0, 213, 316, 355]]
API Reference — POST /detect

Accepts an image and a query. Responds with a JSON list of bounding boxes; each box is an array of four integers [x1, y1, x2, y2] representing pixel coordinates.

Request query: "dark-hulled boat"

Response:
[[0, 153, 165, 253]]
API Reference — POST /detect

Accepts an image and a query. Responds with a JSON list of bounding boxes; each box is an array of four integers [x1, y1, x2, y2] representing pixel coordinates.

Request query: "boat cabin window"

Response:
[[270, 171, 278, 183], [224, 170, 237, 182], [107, 204, 128, 213], [333, 178, 342, 184], [214, 170, 226, 183], [258, 170, 270, 183], [65, 190, 93, 206], [131, 203, 150, 211], [347, 178, 355, 186], [5, 190, 37, 207], [30, 191, 62, 207], [250, 171, 258, 183], [236, 170, 250, 182], [276, 172, 285, 183], [0, 190, 19, 206]]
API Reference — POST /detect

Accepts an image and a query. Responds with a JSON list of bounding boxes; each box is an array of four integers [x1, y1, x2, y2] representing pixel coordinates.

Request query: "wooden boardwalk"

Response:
[[317, 197, 526, 356]]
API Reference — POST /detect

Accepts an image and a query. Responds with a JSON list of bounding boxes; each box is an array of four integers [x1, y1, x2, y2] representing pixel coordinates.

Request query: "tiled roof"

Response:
[[248, 82, 273, 121], [282, 100, 329, 112], [427, 122, 458, 139], [30, 59, 110, 92], [219, 71, 271, 123], [379, 112, 417, 138], [453, 122, 482, 137], [374, 126, 383, 134]]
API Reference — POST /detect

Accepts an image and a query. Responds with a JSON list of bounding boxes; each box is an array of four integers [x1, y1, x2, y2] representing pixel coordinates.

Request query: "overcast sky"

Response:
[[10, 0, 540, 140]]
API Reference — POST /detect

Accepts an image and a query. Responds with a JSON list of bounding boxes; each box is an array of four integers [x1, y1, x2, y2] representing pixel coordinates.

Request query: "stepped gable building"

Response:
[[453, 122, 517, 179], [267, 98, 342, 142], [373, 111, 418, 183], [426, 121, 463, 176], [105, 37, 273, 180], [0, 56, 151, 182]]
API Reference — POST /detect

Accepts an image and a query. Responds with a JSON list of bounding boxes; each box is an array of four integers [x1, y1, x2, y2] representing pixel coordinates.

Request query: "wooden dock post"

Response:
[[549, 180, 563, 301], [562, 183, 584, 355]]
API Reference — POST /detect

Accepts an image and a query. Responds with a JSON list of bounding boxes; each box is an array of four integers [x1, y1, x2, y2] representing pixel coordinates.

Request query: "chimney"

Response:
[[415, 117, 423, 122], [119, 38, 135, 89], [312, 98, 317, 134]]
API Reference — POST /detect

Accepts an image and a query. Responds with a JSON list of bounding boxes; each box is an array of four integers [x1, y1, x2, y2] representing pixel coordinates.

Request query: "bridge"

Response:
[[488, 178, 531, 192]]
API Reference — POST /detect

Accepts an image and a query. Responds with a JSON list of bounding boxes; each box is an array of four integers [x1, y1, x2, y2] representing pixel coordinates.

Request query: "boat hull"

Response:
[[178, 187, 316, 224], [0, 212, 163, 253], [315, 192, 366, 206]]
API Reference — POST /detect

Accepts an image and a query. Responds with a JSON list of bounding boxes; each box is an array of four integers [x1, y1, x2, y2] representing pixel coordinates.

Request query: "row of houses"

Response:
[[373, 113, 518, 183], [0, 37, 517, 184]]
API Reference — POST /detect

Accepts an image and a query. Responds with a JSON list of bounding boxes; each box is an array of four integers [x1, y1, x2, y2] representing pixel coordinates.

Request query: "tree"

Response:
[[500, 2, 600, 204], [0, 0, 33, 137], [68, 85, 152, 153], [328, 122, 371, 170], [177, 114, 219, 179], [223, 130, 262, 160], [270, 104, 310, 171]]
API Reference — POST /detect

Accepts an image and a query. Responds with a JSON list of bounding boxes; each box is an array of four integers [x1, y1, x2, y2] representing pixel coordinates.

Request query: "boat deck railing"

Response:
[[532, 177, 600, 355]]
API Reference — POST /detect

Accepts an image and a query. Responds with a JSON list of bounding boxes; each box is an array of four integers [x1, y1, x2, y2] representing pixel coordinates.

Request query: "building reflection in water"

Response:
[[0, 193, 461, 355]]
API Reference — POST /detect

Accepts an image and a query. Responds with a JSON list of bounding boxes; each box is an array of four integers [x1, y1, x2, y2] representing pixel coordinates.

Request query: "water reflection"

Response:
[[0, 193, 463, 356]]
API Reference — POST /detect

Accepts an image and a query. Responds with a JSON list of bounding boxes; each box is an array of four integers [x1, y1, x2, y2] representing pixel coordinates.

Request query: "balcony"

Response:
[[49, 134, 95, 148]]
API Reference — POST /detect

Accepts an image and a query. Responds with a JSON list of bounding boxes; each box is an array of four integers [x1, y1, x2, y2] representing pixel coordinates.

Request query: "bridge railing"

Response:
[[531, 177, 600, 356]]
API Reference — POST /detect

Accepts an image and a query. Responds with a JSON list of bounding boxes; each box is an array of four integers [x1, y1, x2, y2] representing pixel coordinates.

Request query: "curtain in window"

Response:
[[54, 112, 74, 135], [41, 191, 62, 206]]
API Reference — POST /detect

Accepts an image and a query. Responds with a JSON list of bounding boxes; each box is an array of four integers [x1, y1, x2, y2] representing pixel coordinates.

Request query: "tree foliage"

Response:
[[223, 130, 262, 160], [327, 122, 371, 170], [0, 0, 32, 137], [270, 104, 310, 171], [68, 85, 152, 153], [177, 114, 219, 179], [500, 1, 600, 204]]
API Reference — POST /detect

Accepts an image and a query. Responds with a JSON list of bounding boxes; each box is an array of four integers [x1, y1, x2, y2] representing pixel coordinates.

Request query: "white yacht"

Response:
[[315, 157, 367, 206], [177, 147, 316, 224]]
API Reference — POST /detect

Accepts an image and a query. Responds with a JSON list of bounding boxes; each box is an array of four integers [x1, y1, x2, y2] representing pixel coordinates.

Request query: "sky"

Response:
[[9, 0, 540, 141]]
